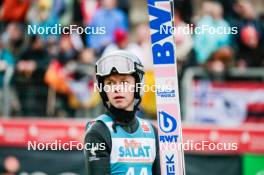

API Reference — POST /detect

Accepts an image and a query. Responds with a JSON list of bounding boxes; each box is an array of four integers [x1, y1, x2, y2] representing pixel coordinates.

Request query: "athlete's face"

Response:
[[104, 73, 135, 111]]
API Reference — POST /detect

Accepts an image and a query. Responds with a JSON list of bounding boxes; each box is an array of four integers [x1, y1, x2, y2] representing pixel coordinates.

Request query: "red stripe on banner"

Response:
[[0, 118, 85, 148], [246, 117, 264, 123], [193, 81, 264, 90], [247, 103, 264, 112], [0, 118, 264, 154]]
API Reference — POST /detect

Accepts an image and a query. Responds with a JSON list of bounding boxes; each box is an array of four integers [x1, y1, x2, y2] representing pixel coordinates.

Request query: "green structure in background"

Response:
[[243, 154, 264, 175]]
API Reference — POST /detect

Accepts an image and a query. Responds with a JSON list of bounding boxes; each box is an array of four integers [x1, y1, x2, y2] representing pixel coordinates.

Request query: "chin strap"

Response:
[[102, 99, 110, 110], [133, 97, 142, 111]]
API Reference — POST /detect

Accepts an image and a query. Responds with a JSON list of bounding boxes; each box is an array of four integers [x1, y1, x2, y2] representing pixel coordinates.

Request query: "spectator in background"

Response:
[[27, 0, 59, 41], [45, 34, 84, 117], [18, 36, 50, 78], [0, 0, 30, 23], [0, 156, 21, 174], [194, 1, 231, 65], [173, 9, 193, 75], [135, 23, 153, 71], [0, 41, 15, 89], [56, 0, 74, 26], [50, 0, 65, 20], [102, 28, 141, 58], [134, 23, 157, 119], [67, 48, 103, 118], [204, 47, 233, 80], [0, 40, 20, 115], [237, 25, 264, 68], [58, 35, 78, 65], [73, 0, 84, 26], [81, 0, 99, 25], [173, 0, 193, 24], [86, 0, 128, 54], [47, 37, 60, 59], [215, 0, 237, 21], [233, 1, 264, 68], [15, 35, 50, 116], [1, 23, 26, 59], [52, 35, 78, 117], [116, 0, 130, 16]]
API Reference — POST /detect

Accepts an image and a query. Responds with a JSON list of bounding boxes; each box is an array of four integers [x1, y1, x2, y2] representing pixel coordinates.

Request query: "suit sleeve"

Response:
[[84, 121, 111, 175]]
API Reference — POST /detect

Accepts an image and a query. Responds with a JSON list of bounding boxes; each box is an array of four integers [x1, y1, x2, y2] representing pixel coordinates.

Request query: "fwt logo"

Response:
[[158, 111, 177, 133]]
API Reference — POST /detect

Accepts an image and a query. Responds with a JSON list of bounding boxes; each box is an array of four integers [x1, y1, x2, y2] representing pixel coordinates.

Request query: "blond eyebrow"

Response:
[[105, 75, 130, 82], [104, 78, 115, 84]]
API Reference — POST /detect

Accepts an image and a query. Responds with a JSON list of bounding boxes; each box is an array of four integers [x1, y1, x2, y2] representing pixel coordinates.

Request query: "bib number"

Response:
[[126, 167, 148, 175]]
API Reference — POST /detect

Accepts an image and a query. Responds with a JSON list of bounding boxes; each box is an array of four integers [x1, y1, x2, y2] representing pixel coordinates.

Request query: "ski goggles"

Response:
[[95, 54, 144, 77]]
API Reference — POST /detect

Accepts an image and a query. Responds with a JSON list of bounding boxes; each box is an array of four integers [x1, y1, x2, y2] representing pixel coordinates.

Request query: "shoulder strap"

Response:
[[85, 114, 114, 132], [84, 114, 113, 153]]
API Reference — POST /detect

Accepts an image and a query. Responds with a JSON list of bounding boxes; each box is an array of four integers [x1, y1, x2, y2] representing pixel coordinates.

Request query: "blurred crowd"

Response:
[[0, 0, 263, 119]]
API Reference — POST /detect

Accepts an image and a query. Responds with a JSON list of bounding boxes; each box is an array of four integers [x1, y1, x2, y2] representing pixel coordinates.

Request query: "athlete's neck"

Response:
[[108, 105, 136, 125]]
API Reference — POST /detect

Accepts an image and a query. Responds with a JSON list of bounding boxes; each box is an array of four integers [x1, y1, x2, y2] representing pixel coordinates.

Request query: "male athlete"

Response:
[[84, 50, 160, 175]]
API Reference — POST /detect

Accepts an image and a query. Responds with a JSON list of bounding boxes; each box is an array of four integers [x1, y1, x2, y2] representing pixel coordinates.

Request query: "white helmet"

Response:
[[95, 50, 145, 108]]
